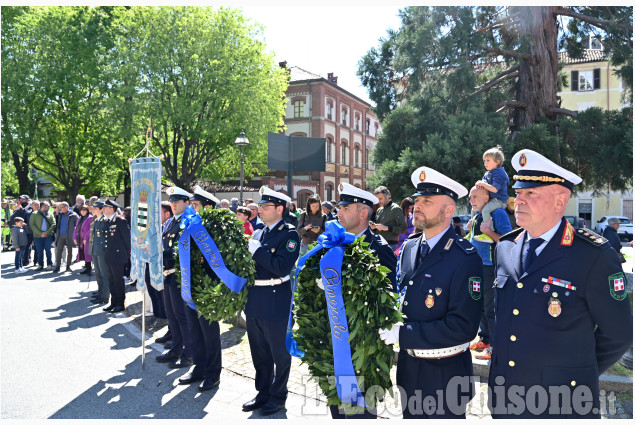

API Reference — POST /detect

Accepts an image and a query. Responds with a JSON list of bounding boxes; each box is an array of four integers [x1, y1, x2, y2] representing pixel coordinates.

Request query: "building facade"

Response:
[[558, 39, 633, 223], [261, 64, 379, 208]]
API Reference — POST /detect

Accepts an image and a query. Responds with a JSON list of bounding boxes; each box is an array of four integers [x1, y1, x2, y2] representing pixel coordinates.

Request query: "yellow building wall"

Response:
[[558, 61, 625, 112], [564, 190, 633, 228]]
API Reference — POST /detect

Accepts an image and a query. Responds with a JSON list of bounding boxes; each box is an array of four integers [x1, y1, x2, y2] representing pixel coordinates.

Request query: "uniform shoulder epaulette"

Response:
[[373, 232, 390, 246], [453, 236, 478, 255], [282, 222, 296, 230], [574, 228, 608, 247], [407, 231, 423, 240], [499, 227, 524, 242]]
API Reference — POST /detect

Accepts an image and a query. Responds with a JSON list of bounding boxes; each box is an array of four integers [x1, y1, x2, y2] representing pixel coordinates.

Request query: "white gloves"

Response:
[[252, 228, 264, 241], [378, 323, 403, 346], [248, 238, 262, 255], [315, 278, 324, 291]]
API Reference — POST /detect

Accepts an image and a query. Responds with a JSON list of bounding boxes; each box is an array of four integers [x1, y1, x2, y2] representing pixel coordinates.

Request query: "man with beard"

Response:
[[379, 166, 483, 418]]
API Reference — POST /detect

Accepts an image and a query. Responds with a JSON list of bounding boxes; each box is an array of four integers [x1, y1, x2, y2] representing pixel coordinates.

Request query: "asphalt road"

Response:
[[0, 251, 315, 420]]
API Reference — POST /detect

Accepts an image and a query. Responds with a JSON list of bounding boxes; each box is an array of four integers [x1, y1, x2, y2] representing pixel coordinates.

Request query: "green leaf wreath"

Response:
[[294, 237, 403, 415], [175, 208, 255, 323]]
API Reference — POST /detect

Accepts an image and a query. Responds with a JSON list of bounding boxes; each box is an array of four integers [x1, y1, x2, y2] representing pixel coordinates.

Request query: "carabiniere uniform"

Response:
[[103, 200, 131, 311], [488, 149, 633, 419], [396, 166, 484, 419], [243, 187, 300, 412]]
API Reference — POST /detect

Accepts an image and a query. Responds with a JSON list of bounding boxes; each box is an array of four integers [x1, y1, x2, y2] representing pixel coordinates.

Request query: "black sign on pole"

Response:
[[267, 132, 326, 199]]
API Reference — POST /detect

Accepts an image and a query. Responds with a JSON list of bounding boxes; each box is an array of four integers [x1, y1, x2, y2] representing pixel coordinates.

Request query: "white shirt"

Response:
[[424, 225, 451, 251], [526, 220, 561, 257]]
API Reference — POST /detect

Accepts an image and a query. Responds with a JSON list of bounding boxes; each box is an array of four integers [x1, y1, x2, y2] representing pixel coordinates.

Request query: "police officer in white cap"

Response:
[[336, 182, 397, 290], [156, 186, 195, 369], [177, 186, 223, 391], [489, 149, 633, 418], [379, 166, 483, 418], [242, 186, 300, 416]]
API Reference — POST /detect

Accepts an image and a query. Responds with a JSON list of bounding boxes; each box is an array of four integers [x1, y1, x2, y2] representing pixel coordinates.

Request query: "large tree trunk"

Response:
[[513, 7, 559, 132], [11, 149, 30, 196]]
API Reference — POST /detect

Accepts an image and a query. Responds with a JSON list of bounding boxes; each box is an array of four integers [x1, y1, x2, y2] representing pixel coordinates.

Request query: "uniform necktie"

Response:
[[419, 241, 430, 264], [522, 237, 544, 274], [261, 226, 270, 242]]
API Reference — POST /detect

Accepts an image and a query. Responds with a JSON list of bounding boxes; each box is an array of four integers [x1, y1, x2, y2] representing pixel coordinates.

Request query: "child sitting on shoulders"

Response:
[[475, 146, 509, 223]]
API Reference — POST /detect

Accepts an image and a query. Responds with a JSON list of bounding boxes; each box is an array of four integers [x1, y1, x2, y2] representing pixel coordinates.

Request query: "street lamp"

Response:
[[234, 131, 250, 205]]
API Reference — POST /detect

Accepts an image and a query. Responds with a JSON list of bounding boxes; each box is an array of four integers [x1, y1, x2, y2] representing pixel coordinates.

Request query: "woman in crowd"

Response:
[[289, 202, 300, 220], [235, 206, 255, 236], [73, 204, 93, 274], [297, 195, 325, 255]]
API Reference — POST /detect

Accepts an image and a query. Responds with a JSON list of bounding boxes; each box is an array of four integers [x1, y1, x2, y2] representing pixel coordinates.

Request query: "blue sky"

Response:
[[239, 4, 404, 104]]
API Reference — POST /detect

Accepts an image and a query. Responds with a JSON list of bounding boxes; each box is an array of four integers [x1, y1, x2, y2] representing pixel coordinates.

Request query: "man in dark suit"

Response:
[[489, 149, 633, 418], [379, 166, 483, 418], [242, 186, 300, 416], [156, 186, 194, 369], [102, 199, 131, 313], [326, 182, 397, 419], [177, 186, 222, 392]]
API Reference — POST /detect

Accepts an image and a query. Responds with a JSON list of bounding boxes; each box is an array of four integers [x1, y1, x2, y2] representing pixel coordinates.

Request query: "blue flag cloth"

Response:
[[129, 158, 163, 291], [178, 205, 248, 310], [287, 220, 367, 408]]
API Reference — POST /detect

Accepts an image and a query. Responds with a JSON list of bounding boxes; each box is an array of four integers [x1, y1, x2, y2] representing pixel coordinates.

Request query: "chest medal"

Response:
[[425, 294, 435, 308], [548, 297, 561, 317]]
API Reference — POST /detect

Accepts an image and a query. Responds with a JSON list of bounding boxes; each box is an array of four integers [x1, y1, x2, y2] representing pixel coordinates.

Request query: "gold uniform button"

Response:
[[510, 335, 517, 341], [517, 282, 523, 289], [409, 281, 413, 285], [552, 292, 558, 298], [509, 361, 515, 367], [571, 381, 576, 386], [513, 309, 519, 315], [404, 301, 408, 306]]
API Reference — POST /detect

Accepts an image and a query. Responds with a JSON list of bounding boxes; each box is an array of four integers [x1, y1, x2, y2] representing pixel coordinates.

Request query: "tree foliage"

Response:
[[2, 6, 288, 200], [360, 6, 633, 199]]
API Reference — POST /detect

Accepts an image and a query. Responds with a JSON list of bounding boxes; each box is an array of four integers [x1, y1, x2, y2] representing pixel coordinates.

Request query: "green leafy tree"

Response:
[[360, 6, 632, 197], [113, 6, 288, 189]]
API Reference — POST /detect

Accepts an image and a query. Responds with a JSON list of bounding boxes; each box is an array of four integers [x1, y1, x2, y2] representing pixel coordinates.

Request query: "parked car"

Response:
[[595, 216, 633, 241], [457, 214, 471, 233], [564, 216, 587, 230]]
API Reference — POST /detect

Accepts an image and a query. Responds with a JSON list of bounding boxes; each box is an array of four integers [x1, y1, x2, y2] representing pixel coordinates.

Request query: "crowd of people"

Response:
[[1, 145, 631, 418]]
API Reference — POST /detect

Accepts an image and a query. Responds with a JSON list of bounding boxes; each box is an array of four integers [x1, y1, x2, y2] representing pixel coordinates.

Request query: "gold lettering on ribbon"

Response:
[[194, 230, 220, 269], [323, 267, 348, 340]]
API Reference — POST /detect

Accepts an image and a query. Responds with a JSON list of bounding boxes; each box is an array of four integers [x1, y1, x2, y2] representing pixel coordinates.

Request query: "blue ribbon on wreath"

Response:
[[286, 220, 367, 407], [178, 205, 248, 310]]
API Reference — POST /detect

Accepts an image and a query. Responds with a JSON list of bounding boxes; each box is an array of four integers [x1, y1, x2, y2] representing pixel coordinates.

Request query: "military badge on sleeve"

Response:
[[469, 277, 482, 300], [609, 273, 628, 301], [286, 240, 297, 252]]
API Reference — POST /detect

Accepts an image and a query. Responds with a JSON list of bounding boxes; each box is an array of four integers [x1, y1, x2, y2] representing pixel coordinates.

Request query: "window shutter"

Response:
[[571, 71, 579, 91], [593, 68, 601, 90]]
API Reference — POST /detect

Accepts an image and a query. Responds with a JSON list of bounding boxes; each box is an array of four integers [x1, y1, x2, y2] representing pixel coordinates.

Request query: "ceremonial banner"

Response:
[[130, 157, 163, 290]]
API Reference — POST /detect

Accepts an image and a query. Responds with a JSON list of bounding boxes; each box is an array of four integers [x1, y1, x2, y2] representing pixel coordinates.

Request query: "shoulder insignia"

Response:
[[454, 237, 478, 254], [278, 223, 285, 231], [407, 231, 423, 240], [560, 220, 575, 246], [576, 228, 608, 247], [500, 227, 524, 242], [444, 238, 454, 250]]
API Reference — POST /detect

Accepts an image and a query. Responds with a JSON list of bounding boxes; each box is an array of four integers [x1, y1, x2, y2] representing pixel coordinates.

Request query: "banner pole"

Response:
[[142, 295, 146, 369]]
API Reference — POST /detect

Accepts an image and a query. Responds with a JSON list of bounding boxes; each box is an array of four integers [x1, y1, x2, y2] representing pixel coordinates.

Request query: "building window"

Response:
[[326, 183, 334, 202], [354, 146, 360, 168], [326, 137, 334, 162], [366, 148, 373, 170], [571, 69, 600, 92], [589, 36, 603, 50], [294, 100, 304, 118], [326, 101, 333, 120], [355, 114, 360, 131], [341, 107, 348, 126], [365, 119, 370, 134], [341, 141, 348, 165]]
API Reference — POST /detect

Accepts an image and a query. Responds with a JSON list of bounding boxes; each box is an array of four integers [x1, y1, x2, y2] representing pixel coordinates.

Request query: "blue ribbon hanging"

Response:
[[286, 220, 367, 407], [178, 205, 248, 310]]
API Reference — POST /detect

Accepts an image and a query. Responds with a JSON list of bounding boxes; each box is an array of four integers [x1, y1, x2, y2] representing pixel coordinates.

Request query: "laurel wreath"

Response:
[[175, 208, 255, 323], [294, 237, 403, 415]]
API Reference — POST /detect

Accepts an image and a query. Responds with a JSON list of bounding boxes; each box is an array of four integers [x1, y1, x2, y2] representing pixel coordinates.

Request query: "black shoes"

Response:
[[156, 333, 172, 344], [198, 378, 220, 392], [65, 267, 71, 272], [156, 351, 179, 363], [178, 372, 205, 385], [52, 268, 60, 273], [103, 305, 115, 312], [259, 401, 286, 416], [109, 305, 125, 313], [169, 357, 193, 369], [164, 341, 174, 350], [242, 397, 267, 412], [90, 298, 107, 304]]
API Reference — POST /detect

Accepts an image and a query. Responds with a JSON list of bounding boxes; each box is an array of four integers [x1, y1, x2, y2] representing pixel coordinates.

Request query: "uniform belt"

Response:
[[254, 276, 290, 286], [406, 342, 469, 359], [163, 268, 176, 276]]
